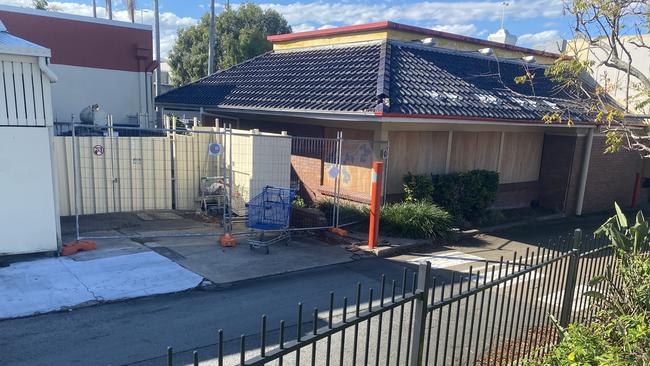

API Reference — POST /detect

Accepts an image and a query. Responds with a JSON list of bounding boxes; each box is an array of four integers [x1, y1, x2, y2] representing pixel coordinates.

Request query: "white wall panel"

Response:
[[0, 127, 58, 255], [49, 64, 152, 125]]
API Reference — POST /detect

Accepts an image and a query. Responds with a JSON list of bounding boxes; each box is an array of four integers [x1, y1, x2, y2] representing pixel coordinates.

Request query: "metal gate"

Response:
[[54, 121, 388, 241]]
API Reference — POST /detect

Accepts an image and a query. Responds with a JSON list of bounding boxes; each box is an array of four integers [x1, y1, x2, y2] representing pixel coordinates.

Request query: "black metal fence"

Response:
[[164, 229, 618, 366]]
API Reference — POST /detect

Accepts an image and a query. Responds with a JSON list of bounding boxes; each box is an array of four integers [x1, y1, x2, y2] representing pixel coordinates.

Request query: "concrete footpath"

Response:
[[0, 251, 203, 319]]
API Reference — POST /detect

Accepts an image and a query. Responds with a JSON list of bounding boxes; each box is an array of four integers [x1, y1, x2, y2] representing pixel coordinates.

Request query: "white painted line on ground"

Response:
[[457, 266, 544, 289], [538, 285, 593, 312], [408, 251, 485, 269], [0, 251, 203, 319]]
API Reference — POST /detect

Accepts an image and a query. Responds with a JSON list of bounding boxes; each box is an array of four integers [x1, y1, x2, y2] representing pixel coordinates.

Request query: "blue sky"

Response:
[[3, 0, 575, 58]]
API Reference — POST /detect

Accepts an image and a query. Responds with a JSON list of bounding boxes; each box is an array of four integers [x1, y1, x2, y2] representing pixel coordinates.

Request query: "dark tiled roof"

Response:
[[386, 43, 583, 120], [157, 44, 381, 112], [156, 40, 589, 122]]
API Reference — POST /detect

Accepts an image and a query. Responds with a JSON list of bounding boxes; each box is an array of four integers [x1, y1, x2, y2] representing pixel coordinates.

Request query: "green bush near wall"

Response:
[[316, 200, 452, 240], [380, 202, 452, 240], [403, 170, 499, 220]]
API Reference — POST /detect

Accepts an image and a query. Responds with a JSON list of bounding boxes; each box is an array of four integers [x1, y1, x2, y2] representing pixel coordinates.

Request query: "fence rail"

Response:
[[160, 229, 617, 366]]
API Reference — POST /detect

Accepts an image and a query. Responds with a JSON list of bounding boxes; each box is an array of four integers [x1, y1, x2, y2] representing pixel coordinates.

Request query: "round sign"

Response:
[[208, 143, 222, 156], [93, 145, 104, 156]]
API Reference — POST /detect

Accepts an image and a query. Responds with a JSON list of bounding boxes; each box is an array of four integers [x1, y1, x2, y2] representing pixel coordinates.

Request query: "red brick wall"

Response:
[[581, 136, 644, 213], [493, 181, 539, 209], [540, 133, 647, 214], [290, 155, 323, 204]]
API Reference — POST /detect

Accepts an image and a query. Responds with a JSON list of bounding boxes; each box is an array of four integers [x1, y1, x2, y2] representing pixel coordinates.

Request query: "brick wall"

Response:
[[290, 155, 323, 204], [493, 181, 539, 209], [539, 133, 647, 215], [581, 135, 644, 213]]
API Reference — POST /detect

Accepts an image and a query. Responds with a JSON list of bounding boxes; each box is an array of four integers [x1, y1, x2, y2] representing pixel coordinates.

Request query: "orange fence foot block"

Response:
[[219, 233, 236, 247], [329, 227, 348, 237], [61, 240, 97, 256]]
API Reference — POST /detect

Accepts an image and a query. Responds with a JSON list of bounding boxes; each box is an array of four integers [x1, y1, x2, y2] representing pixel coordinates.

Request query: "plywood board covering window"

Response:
[[386, 131, 449, 194], [323, 127, 375, 196], [449, 131, 500, 173], [499, 132, 544, 183]]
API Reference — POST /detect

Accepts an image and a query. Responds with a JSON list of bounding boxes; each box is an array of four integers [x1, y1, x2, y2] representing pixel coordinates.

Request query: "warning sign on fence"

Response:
[[93, 145, 104, 156]]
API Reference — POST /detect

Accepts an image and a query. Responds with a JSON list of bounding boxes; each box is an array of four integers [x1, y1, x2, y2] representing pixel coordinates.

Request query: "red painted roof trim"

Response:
[[374, 111, 594, 126], [268, 20, 561, 59]]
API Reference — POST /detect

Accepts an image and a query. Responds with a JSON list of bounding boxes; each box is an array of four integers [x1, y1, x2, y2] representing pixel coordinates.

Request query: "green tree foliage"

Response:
[[538, 0, 650, 156], [32, 0, 48, 10], [168, 3, 291, 86]]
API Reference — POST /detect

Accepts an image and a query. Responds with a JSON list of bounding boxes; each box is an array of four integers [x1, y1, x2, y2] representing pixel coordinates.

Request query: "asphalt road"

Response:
[[0, 215, 608, 366], [0, 256, 420, 366]]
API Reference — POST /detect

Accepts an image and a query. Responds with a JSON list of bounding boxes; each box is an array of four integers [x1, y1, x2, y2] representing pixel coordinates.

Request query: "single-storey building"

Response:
[[156, 21, 648, 215]]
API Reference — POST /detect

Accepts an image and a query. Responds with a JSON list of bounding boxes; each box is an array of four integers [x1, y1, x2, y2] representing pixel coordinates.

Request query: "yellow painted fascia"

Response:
[[272, 28, 557, 64]]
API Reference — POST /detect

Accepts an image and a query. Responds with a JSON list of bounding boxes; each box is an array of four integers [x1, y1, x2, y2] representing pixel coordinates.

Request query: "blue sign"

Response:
[[208, 143, 222, 156]]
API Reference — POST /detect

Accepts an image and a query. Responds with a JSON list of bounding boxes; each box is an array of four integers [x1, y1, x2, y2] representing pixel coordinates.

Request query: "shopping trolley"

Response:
[[246, 186, 296, 254]]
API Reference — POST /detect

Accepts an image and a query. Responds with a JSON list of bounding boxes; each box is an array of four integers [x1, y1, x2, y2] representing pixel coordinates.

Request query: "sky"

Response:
[[1, 0, 575, 59]]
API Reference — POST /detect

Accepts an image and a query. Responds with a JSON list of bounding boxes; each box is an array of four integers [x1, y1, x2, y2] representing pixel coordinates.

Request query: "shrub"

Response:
[[403, 170, 499, 220], [524, 315, 650, 366], [292, 196, 306, 208], [379, 202, 452, 240], [316, 200, 452, 240], [316, 200, 369, 226], [525, 204, 650, 366], [403, 173, 434, 203]]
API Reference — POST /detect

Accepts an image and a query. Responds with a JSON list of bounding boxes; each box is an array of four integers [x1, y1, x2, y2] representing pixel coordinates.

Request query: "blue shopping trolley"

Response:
[[246, 186, 296, 253]]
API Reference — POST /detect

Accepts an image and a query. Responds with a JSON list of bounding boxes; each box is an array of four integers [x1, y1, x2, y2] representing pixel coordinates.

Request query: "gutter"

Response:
[[154, 103, 599, 128], [38, 57, 57, 83]]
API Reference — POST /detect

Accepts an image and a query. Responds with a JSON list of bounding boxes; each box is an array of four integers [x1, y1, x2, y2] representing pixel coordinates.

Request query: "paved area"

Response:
[[0, 251, 203, 319], [61, 211, 356, 285], [145, 234, 355, 285]]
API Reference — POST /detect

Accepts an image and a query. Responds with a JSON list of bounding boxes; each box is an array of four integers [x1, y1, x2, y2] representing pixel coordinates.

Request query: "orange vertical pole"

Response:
[[368, 161, 383, 249]]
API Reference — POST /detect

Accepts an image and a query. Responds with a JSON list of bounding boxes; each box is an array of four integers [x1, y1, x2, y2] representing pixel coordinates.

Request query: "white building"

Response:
[[0, 21, 60, 255]]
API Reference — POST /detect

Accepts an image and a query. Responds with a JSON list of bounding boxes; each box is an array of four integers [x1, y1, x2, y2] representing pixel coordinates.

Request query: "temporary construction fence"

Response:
[[53, 122, 388, 240], [159, 229, 626, 366]]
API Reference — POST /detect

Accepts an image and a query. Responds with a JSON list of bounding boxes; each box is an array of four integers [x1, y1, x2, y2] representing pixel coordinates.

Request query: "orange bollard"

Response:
[[368, 161, 383, 249]]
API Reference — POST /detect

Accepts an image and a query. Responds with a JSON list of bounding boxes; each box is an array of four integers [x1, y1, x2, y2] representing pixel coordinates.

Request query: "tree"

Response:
[[168, 3, 291, 86], [32, 0, 48, 10], [539, 1, 650, 156]]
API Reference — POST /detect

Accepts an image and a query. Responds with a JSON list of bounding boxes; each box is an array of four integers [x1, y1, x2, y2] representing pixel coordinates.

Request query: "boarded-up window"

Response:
[[449, 132, 500, 172], [323, 128, 376, 196], [386, 131, 449, 194], [499, 132, 544, 183]]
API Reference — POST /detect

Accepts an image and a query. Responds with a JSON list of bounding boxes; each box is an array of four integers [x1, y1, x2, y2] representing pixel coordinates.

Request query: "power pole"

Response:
[[106, 0, 112, 19], [153, 0, 161, 96], [92, 0, 96, 17], [208, 0, 216, 75]]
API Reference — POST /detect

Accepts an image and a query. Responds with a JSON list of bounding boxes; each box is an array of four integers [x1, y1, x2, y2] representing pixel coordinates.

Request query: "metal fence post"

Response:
[[169, 115, 177, 210], [559, 228, 582, 329], [408, 262, 432, 366], [70, 116, 81, 241]]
